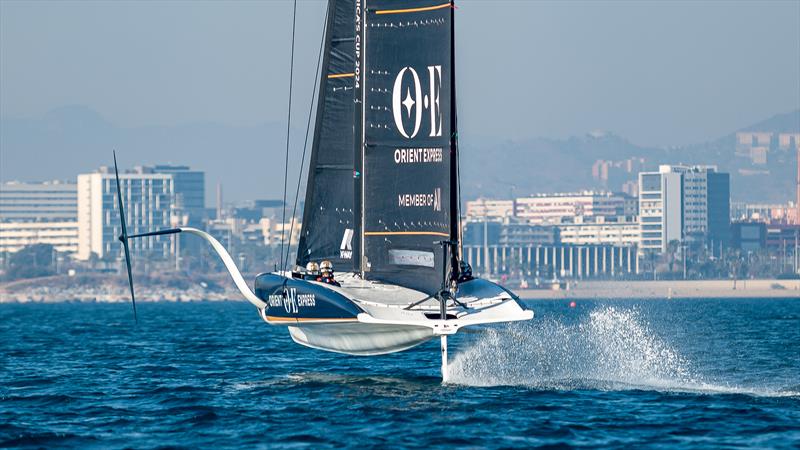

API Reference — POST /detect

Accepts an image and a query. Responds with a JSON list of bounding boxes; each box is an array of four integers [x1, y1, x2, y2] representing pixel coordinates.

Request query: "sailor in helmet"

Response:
[[305, 261, 321, 281], [319, 260, 340, 286], [458, 260, 473, 283]]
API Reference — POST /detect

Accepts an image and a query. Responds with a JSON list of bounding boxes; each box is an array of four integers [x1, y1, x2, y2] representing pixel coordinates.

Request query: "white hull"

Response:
[[287, 322, 433, 356]]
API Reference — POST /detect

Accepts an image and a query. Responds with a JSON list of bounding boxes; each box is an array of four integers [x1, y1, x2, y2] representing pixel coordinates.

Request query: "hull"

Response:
[[254, 272, 533, 356], [288, 323, 433, 356]]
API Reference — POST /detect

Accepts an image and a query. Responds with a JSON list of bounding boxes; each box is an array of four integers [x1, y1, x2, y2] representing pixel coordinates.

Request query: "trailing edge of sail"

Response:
[[297, 0, 357, 268], [355, 0, 457, 294]]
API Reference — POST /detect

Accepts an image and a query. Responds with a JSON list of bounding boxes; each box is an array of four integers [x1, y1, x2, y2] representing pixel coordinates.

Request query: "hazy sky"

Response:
[[1, 0, 799, 147]]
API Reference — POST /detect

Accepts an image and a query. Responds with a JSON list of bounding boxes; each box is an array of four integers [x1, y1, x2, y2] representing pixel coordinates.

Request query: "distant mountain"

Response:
[[458, 132, 659, 199], [740, 110, 800, 134], [460, 109, 799, 203], [2, 106, 798, 205]]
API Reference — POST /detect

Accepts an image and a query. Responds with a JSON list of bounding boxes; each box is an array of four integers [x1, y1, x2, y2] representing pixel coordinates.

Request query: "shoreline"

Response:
[[516, 279, 800, 299], [1, 277, 797, 303]]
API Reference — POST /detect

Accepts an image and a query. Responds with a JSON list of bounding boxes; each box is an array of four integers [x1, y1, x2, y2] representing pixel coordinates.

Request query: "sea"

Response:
[[1, 298, 799, 449]]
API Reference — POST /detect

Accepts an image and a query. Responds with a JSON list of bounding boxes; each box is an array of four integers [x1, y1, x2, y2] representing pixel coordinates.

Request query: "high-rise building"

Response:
[[76, 165, 205, 261], [638, 168, 683, 253], [638, 165, 730, 253], [149, 165, 206, 223], [0, 181, 79, 254], [706, 170, 731, 246]]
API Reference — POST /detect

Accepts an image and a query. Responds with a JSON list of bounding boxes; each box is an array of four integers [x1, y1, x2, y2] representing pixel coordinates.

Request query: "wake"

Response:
[[448, 306, 798, 398]]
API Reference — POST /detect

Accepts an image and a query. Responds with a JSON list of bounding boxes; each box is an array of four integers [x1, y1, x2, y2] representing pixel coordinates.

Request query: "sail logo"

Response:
[[340, 228, 354, 259], [391, 65, 442, 139], [397, 188, 442, 211]]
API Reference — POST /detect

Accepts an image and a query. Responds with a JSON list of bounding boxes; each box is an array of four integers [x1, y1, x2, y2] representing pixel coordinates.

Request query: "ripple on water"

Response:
[[1, 300, 799, 448]]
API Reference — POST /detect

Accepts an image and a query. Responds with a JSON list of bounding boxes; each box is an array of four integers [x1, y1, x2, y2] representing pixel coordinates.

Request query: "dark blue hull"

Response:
[[254, 273, 363, 323]]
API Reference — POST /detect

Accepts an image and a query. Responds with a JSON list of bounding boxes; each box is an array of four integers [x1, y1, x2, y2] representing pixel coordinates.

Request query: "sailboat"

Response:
[[114, 0, 533, 382]]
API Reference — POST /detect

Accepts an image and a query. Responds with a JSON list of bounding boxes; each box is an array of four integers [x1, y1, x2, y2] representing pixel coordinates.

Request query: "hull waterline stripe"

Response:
[[375, 2, 451, 15], [327, 72, 355, 79], [364, 231, 450, 237], [265, 316, 359, 323]]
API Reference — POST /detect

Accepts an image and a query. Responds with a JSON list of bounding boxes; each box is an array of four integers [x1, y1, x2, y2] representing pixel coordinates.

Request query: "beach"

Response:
[[517, 279, 800, 299]]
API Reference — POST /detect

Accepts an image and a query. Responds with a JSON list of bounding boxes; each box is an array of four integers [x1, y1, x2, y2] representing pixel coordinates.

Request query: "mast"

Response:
[[449, 0, 460, 281], [353, 0, 366, 276]]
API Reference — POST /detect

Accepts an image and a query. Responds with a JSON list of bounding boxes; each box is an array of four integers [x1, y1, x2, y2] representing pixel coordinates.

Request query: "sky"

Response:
[[1, 0, 798, 149]]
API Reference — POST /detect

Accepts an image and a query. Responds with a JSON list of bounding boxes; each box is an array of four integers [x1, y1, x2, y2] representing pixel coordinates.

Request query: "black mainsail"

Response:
[[356, 0, 457, 294], [297, 0, 357, 268], [299, 0, 459, 295]]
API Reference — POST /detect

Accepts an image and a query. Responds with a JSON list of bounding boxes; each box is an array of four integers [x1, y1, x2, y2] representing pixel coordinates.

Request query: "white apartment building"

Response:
[[558, 217, 640, 246], [77, 168, 176, 261], [465, 199, 514, 220], [0, 221, 79, 254], [638, 168, 683, 252], [515, 191, 632, 224], [0, 181, 79, 255]]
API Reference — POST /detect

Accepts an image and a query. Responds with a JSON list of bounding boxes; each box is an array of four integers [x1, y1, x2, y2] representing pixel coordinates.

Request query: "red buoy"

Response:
[[569, 301, 577, 308]]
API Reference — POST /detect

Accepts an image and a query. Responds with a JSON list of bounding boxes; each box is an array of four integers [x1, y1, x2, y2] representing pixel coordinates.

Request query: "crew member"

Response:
[[319, 260, 340, 286], [305, 261, 321, 281], [457, 260, 474, 283]]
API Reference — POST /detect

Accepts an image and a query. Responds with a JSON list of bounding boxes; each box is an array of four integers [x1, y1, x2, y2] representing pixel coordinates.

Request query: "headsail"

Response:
[[355, 0, 457, 294], [296, 0, 358, 268]]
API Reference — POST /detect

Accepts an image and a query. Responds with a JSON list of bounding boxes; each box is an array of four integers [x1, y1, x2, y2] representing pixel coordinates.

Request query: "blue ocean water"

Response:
[[1, 298, 799, 449]]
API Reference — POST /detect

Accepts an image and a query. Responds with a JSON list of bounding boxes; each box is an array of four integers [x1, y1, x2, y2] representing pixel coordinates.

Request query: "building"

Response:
[[638, 168, 683, 252], [731, 222, 767, 252], [75, 164, 206, 261], [731, 202, 796, 224], [514, 191, 633, 224], [498, 222, 558, 246], [462, 243, 639, 280], [230, 199, 289, 222], [638, 165, 730, 253], [689, 166, 730, 246], [0, 180, 77, 221], [148, 165, 206, 224], [0, 221, 79, 255], [778, 133, 800, 150], [465, 199, 514, 221], [462, 221, 502, 247], [0, 181, 79, 255], [765, 224, 800, 251], [557, 216, 640, 247], [736, 132, 772, 165]]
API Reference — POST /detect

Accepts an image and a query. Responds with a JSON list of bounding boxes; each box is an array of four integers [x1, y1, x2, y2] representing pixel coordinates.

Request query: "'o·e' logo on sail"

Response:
[[391, 66, 442, 139]]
